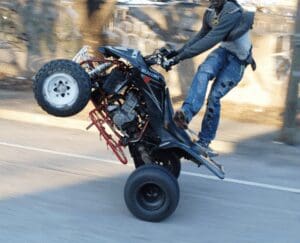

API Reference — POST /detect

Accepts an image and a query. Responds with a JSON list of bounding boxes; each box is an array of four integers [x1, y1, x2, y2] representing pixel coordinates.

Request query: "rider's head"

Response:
[[210, 0, 227, 9]]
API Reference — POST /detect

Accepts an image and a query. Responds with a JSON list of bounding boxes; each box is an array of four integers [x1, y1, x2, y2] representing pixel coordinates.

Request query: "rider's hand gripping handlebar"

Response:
[[144, 47, 179, 71]]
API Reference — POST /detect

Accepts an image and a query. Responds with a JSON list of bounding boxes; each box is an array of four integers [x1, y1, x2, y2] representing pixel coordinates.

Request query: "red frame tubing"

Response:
[[84, 58, 147, 165], [82, 57, 129, 165], [88, 107, 128, 164]]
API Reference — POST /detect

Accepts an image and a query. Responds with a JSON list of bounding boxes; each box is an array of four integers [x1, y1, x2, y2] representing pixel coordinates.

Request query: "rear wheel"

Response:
[[33, 59, 91, 117], [124, 164, 179, 222]]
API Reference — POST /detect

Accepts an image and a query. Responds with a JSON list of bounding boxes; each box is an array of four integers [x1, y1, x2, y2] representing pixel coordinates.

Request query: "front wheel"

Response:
[[124, 164, 180, 222], [33, 59, 92, 117]]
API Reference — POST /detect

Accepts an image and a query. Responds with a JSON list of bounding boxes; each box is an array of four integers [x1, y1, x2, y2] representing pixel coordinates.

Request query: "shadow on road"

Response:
[[0, 156, 299, 243]]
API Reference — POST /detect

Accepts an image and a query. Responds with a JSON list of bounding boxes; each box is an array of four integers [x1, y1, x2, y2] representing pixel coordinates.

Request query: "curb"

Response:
[[0, 108, 90, 132]]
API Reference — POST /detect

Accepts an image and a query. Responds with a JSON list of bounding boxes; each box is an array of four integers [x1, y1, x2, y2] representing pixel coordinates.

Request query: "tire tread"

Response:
[[33, 59, 91, 117]]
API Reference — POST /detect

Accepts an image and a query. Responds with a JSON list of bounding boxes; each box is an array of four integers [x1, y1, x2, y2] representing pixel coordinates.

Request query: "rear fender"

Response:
[[158, 141, 225, 179]]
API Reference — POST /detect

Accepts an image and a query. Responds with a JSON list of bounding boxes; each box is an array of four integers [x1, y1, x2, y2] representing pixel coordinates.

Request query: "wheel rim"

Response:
[[42, 73, 79, 108], [136, 183, 166, 211]]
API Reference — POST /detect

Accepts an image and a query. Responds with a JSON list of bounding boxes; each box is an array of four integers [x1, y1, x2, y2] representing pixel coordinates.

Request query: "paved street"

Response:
[[0, 118, 299, 243]]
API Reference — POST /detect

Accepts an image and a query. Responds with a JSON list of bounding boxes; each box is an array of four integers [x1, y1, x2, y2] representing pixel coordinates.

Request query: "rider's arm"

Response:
[[176, 9, 242, 61], [177, 11, 211, 54]]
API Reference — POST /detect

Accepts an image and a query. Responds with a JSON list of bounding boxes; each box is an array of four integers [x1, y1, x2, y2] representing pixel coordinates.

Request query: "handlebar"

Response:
[[144, 47, 177, 69], [144, 54, 160, 66]]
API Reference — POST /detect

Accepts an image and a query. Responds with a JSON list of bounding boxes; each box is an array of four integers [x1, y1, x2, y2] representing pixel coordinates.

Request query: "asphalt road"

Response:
[[0, 118, 299, 243]]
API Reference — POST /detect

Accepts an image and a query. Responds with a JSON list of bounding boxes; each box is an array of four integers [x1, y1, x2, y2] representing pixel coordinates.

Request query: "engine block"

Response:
[[109, 92, 138, 129]]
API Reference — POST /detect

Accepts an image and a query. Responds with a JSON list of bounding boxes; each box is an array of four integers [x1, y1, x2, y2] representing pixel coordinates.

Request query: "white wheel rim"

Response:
[[42, 73, 79, 108]]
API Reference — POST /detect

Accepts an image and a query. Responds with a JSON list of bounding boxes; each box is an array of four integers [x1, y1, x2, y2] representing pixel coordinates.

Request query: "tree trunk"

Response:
[[280, 0, 300, 145]]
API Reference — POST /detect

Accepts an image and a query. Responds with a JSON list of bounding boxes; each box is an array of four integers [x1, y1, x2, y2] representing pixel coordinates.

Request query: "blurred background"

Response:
[[0, 0, 299, 144]]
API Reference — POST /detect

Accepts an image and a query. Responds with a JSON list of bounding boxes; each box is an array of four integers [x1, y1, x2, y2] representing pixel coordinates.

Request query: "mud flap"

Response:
[[158, 141, 225, 179]]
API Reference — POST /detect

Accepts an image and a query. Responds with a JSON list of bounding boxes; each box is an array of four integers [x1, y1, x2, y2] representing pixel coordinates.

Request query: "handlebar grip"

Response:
[[144, 56, 158, 66]]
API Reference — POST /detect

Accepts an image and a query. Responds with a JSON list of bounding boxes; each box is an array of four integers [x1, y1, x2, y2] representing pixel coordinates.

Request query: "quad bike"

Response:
[[33, 45, 225, 222]]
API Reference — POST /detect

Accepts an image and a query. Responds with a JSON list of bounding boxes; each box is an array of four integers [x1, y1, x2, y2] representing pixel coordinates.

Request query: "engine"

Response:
[[101, 67, 148, 139], [108, 92, 138, 128]]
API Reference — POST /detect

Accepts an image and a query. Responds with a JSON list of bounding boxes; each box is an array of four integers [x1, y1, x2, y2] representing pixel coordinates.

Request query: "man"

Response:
[[164, 0, 256, 156]]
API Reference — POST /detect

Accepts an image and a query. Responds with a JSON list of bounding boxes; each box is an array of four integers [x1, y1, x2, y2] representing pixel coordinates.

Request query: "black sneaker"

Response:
[[193, 140, 219, 157], [173, 109, 188, 129]]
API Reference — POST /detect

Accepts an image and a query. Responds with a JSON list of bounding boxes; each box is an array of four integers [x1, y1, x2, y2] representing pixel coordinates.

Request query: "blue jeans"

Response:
[[182, 47, 245, 144]]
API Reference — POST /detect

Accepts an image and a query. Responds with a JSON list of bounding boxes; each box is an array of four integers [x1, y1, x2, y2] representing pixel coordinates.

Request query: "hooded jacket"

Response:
[[176, 1, 255, 62]]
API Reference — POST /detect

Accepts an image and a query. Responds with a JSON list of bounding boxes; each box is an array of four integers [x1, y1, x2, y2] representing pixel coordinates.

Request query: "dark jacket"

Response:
[[176, 1, 255, 62]]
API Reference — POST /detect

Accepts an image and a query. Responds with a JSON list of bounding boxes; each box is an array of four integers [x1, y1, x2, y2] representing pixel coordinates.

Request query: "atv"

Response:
[[33, 45, 225, 222]]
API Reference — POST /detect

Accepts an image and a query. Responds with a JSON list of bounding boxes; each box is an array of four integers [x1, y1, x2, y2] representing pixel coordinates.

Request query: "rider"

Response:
[[164, 0, 256, 156]]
